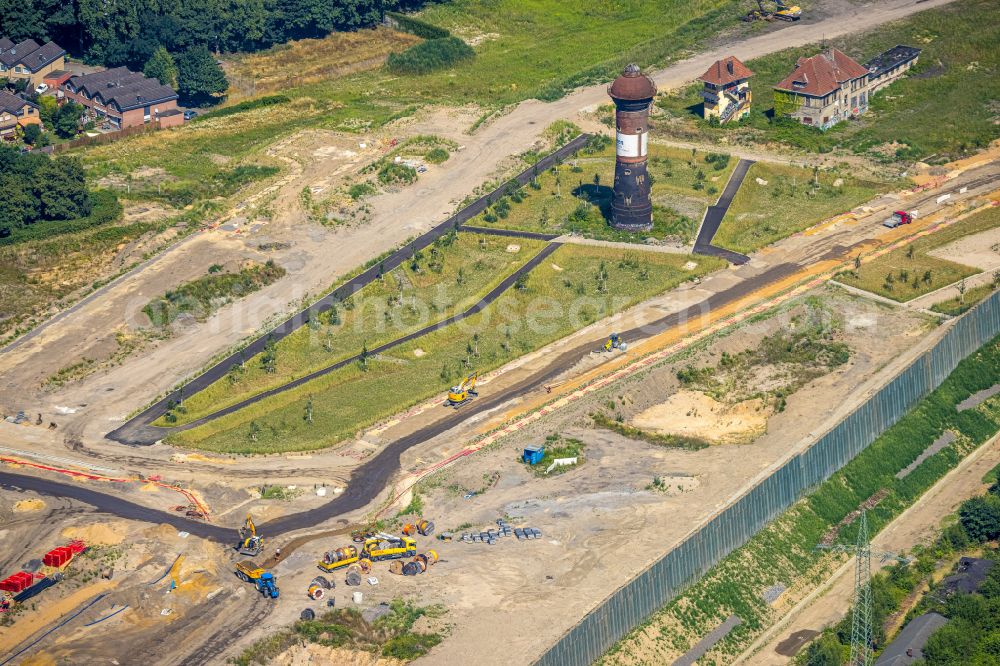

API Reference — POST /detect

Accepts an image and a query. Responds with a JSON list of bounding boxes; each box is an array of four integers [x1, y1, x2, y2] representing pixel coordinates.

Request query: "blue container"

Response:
[[522, 446, 545, 465]]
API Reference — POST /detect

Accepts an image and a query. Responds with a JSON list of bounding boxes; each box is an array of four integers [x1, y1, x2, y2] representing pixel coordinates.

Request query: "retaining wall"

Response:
[[536, 289, 1000, 666]]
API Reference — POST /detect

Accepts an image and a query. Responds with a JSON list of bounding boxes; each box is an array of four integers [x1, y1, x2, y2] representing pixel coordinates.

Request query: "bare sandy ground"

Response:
[[632, 391, 771, 445]]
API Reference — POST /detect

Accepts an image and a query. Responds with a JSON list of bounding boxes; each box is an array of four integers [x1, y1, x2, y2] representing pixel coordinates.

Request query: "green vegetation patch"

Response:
[[675, 297, 850, 411], [386, 36, 475, 75], [602, 328, 1000, 664], [167, 232, 547, 424], [712, 162, 890, 254], [932, 282, 999, 317], [523, 434, 586, 477], [169, 245, 724, 453], [143, 260, 286, 327], [471, 143, 735, 245], [591, 412, 709, 450], [652, 0, 1000, 163], [233, 599, 445, 665], [838, 205, 1000, 302]]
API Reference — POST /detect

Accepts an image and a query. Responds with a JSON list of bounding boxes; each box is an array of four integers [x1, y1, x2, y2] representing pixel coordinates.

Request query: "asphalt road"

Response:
[[694, 158, 755, 265], [0, 254, 821, 542], [107, 134, 593, 445]]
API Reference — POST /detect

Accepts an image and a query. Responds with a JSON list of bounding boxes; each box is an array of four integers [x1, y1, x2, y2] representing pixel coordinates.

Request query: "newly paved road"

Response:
[[0, 255, 824, 541], [107, 134, 592, 444], [694, 158, 755, 264]]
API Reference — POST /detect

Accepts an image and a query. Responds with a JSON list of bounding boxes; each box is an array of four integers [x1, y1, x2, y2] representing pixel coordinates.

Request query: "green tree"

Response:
[[22, 123, 42, 145], [0, 0, 46, 42], [143, 46, 179, 88], [923, 619, 979, 665], [0, 173, 39, 229], [959, 495, 1000, 543], [802, 631, 845, 666], [176, 45, 228, 105], [52, 101, 83, 138], [37, 95, 57, 127], [35, 157, 91, 220]]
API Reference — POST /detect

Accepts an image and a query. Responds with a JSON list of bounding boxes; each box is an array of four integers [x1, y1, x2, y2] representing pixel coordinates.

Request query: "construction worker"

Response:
[[274, 548, 282, 560]]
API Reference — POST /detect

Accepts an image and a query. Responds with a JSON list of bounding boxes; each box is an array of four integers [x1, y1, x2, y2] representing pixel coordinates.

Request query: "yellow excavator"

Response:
[[235, 514, 264, 557], [742, 0, 801, 22], [447, 371, 479, 408]]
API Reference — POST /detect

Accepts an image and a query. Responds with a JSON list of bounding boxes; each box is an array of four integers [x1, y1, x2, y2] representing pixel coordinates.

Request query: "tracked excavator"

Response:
[[742, 0, 801, 21], [447, 371, 479, 408], [235, 514, 264, 557]]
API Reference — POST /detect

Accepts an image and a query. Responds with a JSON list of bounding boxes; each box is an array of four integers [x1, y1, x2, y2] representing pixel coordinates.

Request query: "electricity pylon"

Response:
[[849, 510, 873, 666]]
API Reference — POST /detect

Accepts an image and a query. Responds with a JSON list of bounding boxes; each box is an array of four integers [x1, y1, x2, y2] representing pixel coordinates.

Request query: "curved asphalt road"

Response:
[[107, 134, 592, 445], [0, 254, 830, 541]]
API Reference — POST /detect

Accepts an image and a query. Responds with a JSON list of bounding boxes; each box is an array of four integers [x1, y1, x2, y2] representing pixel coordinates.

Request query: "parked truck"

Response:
[[883, 210, 914, 228]]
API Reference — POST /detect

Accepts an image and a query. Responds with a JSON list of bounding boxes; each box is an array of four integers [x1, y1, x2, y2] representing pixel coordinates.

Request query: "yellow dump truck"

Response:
[[362, 533, 417, 562]]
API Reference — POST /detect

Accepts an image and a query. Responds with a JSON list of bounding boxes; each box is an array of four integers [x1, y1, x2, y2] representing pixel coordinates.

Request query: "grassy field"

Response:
[[164, 232, 547, 424], [0, 216, 170, 342], [653, 0, 1000, 163], [931, 283, 998, 316], [221, 26, 421, 99], [469, 143, 735, 244], [74, 0, 745, 217], [837, 205, 1000, 302], [168, 245, 725, 453], [713, 162, 891, 253]]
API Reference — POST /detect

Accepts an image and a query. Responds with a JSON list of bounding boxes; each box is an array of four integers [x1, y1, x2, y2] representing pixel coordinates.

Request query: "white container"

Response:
[[353, 591, 363, 604]]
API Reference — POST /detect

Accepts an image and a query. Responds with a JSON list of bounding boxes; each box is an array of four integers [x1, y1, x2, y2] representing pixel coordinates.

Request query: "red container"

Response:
[[0, 572, 34, 593], [43, 547, 74, 568], [67, 540, 87, 554]]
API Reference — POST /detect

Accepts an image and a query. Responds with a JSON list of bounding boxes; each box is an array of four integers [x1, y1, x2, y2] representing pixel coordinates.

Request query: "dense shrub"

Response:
[[194, 95, 291, 121], [0, 190, 122, 247], [386, 37, 474, 75]]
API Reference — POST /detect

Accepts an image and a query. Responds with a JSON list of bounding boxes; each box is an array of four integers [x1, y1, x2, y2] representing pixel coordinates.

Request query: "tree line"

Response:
[[0, 145, 92, 233], [0, 0, 442, 69]]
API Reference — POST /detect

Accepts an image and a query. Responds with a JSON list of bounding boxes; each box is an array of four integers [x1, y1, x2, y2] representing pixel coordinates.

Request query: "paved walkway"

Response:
[[693, 158, 755, 265]]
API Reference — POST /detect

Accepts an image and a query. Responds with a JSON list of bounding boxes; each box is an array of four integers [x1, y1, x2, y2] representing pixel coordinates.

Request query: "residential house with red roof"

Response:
[[698, 56, 754, 124], [773, 48, 871, 130]]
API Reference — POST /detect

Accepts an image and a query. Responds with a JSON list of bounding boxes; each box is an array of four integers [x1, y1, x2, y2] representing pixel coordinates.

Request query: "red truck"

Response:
[[883, 210, 914, 228]]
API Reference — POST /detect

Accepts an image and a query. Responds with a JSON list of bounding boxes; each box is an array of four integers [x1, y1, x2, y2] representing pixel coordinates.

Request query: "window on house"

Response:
[[803, 117, 812, 124], [143, 104, 151, 117], [861, 92, 867, 105], [823, 117, 829, 124]]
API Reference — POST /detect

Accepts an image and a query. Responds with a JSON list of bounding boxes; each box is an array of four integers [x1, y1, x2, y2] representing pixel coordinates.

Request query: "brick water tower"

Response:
[[608, 63, 657, 231]]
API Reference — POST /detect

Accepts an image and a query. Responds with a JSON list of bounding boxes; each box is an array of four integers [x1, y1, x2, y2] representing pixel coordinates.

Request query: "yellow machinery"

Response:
[[235, 514, 264, 557], [447, 371, 478, 408], [774, 1, 801, 21], [362, 533, 417, 562], [602, 333, 627, 353], [317, 546, 360, 572], [742, 0, 800, 21]]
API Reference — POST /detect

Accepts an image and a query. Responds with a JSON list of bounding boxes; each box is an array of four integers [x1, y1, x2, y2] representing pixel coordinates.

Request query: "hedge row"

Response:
[[384, 11, 450, 39], [194, 95, 291, 121], [0, 190, 123, 247], [386, 36, 474, 75]]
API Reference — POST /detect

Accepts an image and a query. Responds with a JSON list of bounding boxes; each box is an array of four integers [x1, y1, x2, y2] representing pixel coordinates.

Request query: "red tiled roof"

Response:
[[773, 48, 868, 97], [698, 56, 754, 86]]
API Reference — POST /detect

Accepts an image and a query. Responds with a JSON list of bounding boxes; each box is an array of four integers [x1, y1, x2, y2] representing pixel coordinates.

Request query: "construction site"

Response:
[[2, 0, 1000, 664]]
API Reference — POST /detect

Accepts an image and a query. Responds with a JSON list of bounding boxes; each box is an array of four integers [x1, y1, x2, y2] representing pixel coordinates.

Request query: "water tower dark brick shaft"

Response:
[[608, 63, 657, 231]]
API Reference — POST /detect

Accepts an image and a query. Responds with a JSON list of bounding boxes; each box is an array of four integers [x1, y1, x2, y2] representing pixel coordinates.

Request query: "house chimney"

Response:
[[726, 60, 734, 75]]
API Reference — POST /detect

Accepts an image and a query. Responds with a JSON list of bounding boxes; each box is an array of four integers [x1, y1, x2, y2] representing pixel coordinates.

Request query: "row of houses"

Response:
[[1, 36, 184, 139], [698, 45, 921, 130]]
